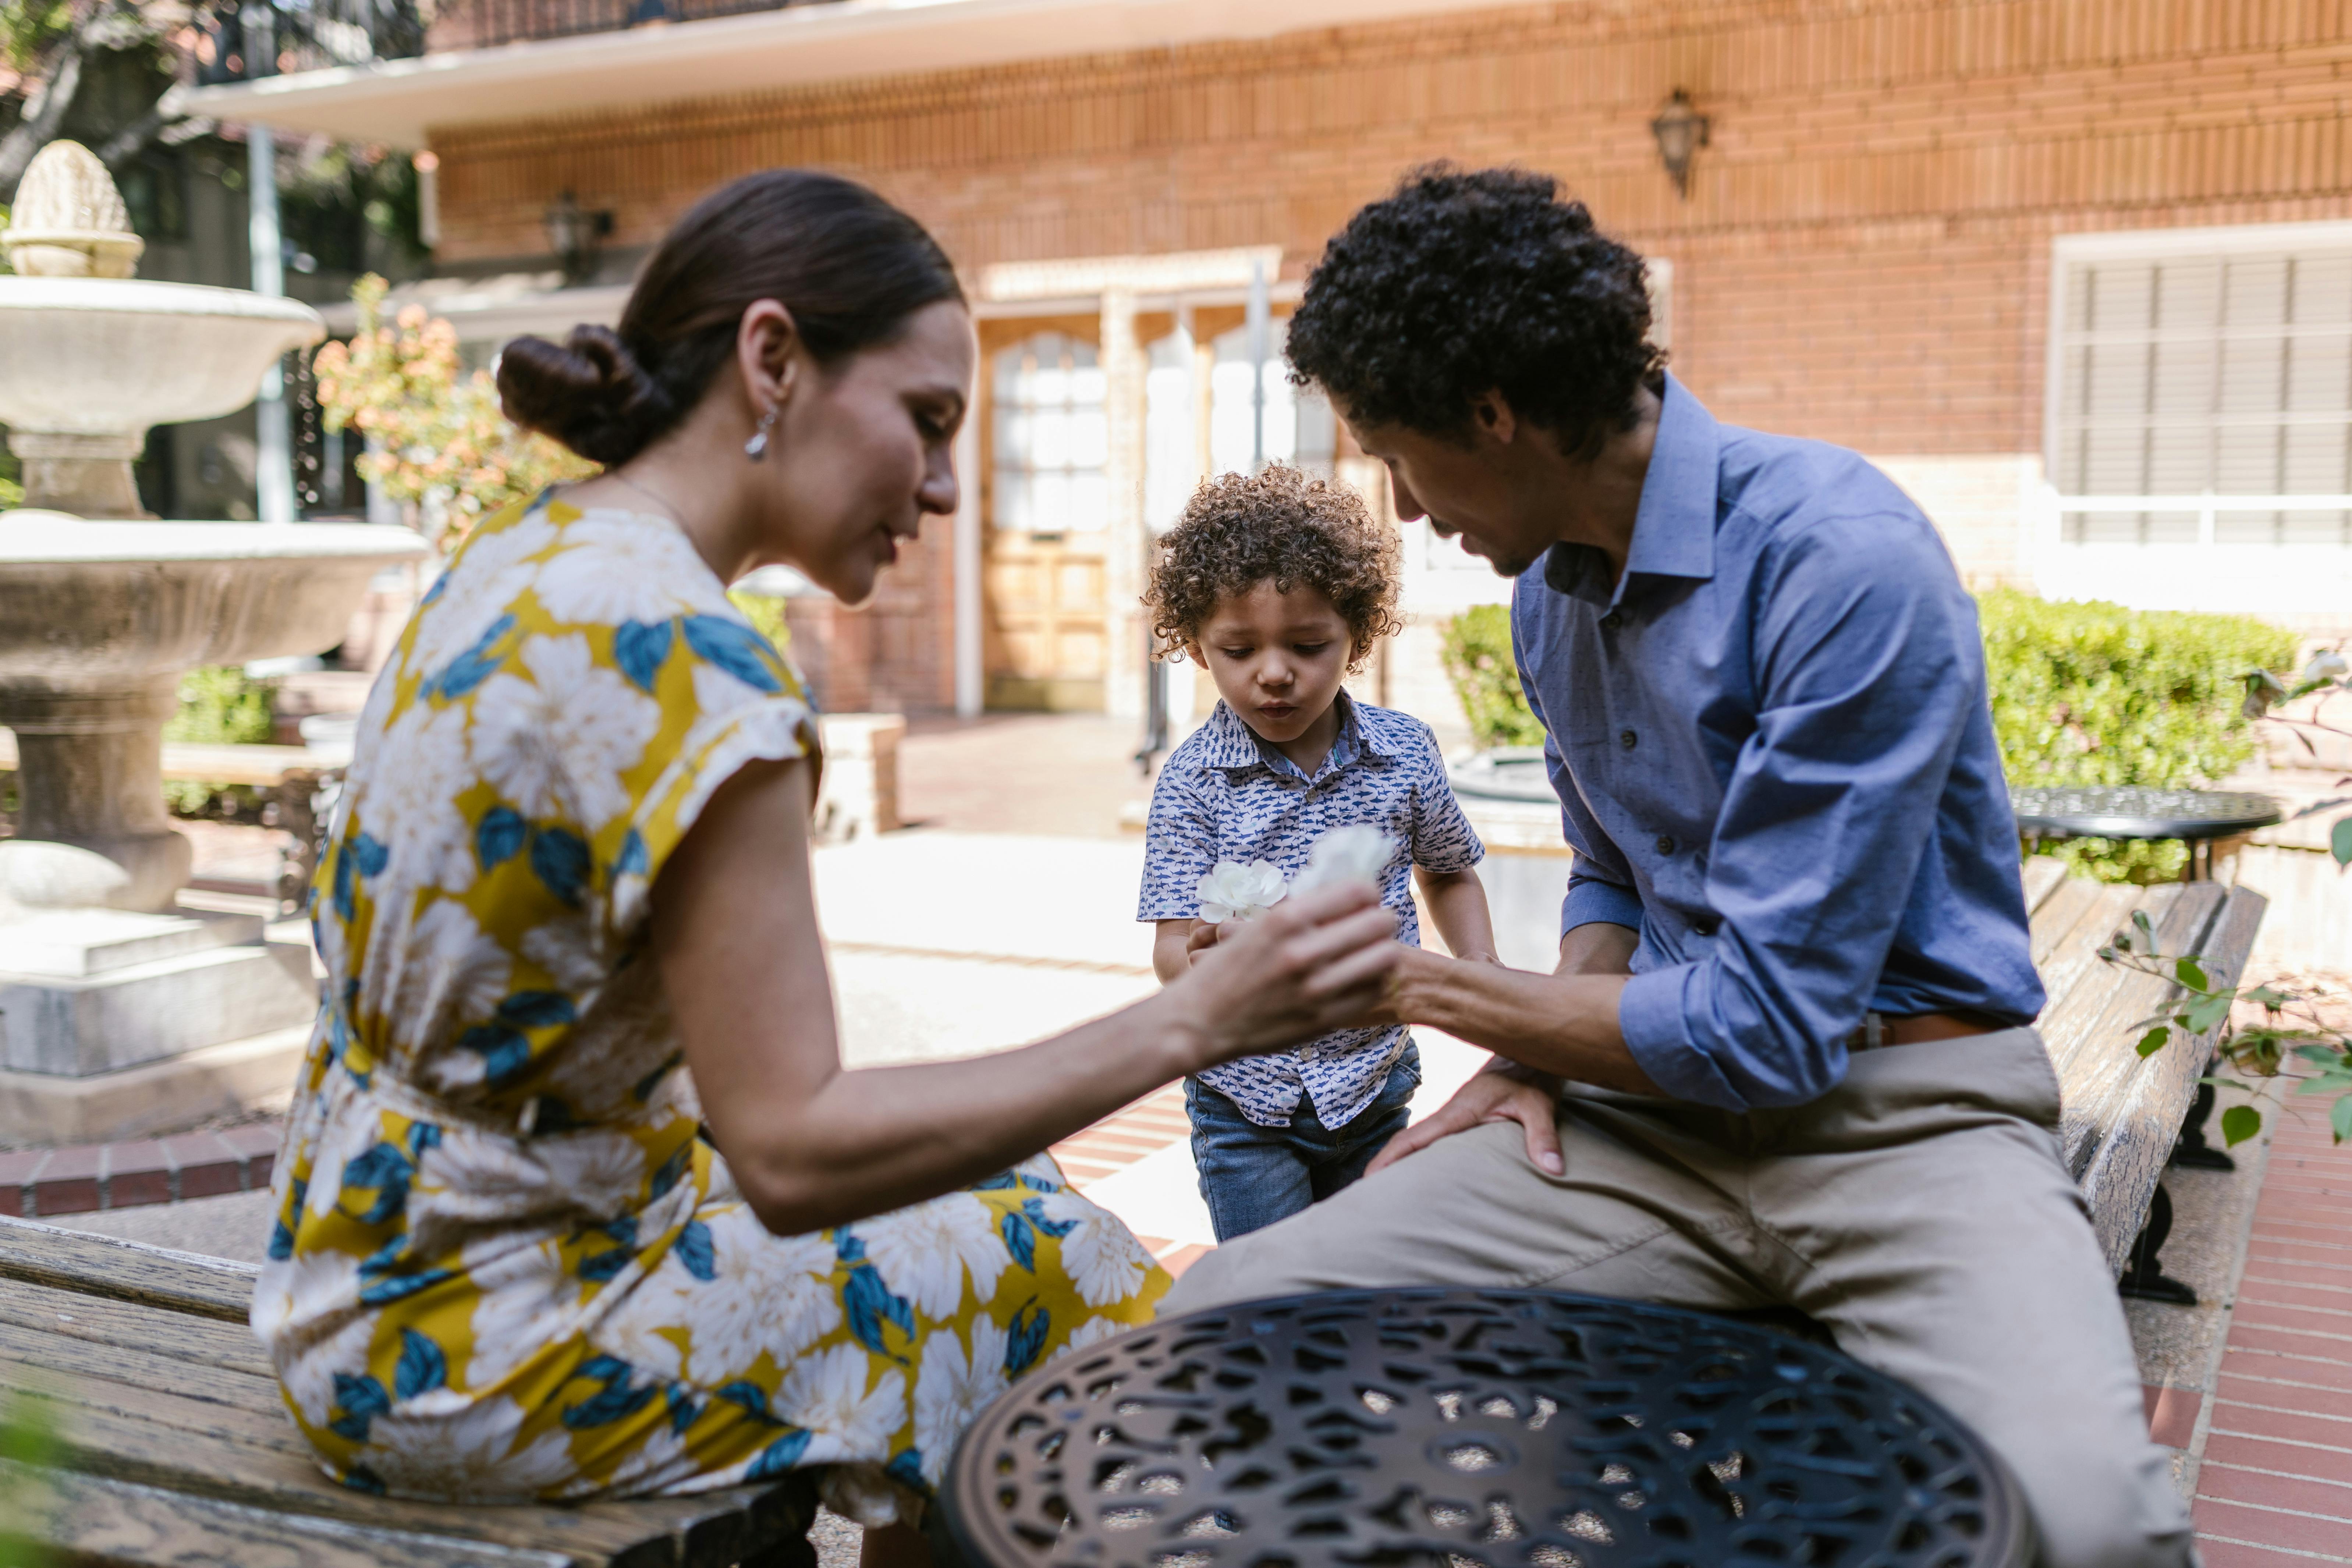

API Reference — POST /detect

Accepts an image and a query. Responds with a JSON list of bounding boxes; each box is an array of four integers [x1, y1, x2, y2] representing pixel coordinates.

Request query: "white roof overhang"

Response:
[[182, 0, 1512, 148]]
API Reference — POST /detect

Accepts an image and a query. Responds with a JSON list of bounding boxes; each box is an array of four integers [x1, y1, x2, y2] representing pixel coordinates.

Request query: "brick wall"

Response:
[[426, 0, 2352, 706]]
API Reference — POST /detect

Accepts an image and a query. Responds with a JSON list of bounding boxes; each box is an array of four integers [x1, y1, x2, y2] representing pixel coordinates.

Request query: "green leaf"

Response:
[[2333, 817, 2352, 868], [2221, 1104, 2263, 1147], [2135, 1028, 2171, 1058], [2132, 910, 2155, 940], [2174, 957, 2209, 991], [2245, 986, 2294, 1008], [2331, 1095, 2352, 1144], [2184, 994, 2236, 1036], [2294, 1044, 2349, 1069]]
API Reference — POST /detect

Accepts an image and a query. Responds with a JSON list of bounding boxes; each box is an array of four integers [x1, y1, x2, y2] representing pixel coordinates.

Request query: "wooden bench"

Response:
[[2019, 858, 2268, 1301], [0, 1217, 818, 1567]]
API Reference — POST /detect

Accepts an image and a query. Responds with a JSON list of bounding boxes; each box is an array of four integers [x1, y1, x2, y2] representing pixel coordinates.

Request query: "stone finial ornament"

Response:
[[2, 140, 145, 278]]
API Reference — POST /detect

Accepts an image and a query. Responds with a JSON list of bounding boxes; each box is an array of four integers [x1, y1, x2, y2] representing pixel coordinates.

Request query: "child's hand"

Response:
[[1185, 919, 1223, 966]]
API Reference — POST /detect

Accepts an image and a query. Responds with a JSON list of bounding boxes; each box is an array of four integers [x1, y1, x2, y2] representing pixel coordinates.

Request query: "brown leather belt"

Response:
[[1845, 1010, 2002, 1051]]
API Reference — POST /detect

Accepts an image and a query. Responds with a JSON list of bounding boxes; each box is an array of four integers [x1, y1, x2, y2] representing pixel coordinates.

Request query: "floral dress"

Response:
[[252, 495, 1170, 1521]]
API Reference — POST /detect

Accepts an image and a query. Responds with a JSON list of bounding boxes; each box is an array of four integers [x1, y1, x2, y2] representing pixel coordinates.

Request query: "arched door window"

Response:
[[1209, 320, 1335, 479]]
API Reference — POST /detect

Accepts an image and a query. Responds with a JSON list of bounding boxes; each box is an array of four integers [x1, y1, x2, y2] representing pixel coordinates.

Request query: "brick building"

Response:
[[194, 0, 2352, 727]]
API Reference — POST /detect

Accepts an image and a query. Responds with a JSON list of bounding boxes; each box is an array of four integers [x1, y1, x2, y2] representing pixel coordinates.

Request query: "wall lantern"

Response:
[[543, 190, 614, 287], [1650, 89, 1710, 199]]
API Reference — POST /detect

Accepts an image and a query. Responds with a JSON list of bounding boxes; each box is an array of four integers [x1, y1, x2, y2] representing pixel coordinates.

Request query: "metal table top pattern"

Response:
[[944, 1288, 2029, 1568], [2010, 785, 2282, 842]]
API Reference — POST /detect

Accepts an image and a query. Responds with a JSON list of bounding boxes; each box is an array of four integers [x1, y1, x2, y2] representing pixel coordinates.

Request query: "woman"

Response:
[[251, 170, 1395, 1561]]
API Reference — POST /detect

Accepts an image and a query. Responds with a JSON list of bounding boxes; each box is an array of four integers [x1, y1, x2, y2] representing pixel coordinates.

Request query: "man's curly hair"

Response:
[[1146, 465, 1401, 671], [1286, 164, 1663, 454]]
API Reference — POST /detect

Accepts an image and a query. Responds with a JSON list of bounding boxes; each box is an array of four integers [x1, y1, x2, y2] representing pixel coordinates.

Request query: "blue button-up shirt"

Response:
[[1512, 374, 2043, 1112], [1139, 693, 1484, 1127]]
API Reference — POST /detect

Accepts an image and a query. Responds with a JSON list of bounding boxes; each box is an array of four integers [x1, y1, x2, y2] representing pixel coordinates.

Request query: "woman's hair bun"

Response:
[[496, 323, 676, 468]]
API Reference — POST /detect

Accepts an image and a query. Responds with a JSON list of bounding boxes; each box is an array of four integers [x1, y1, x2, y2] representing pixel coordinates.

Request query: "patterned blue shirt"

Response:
[[1139, 692, 1484, 1128], [1512, 372, 2044, 1113]]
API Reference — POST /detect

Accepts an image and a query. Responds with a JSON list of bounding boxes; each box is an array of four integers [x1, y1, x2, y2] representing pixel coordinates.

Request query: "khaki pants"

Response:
[[1162, 1028, 2194, 1568]]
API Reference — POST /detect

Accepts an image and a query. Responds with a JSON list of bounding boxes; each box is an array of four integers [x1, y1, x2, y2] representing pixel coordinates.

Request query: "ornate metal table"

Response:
[[944, 1288, 2029, 1568], [2010, 785, 2281, 880]]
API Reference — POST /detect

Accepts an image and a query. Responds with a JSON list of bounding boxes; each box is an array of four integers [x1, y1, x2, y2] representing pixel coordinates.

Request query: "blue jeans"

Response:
[[1185, 1045, 1421, 1242]]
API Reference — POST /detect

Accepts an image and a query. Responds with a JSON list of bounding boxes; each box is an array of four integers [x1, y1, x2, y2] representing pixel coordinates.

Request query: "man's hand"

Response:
[[1365, 1061, 1564, 1177]]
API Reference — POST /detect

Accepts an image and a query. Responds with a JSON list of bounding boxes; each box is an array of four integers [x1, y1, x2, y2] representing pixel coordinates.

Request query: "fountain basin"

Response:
[[0, 515, 428, 912], [0, 277, 326, 517]]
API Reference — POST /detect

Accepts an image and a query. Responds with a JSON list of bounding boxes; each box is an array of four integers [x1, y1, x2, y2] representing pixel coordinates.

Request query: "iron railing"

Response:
[[426, 0, 842, 52], [196, 0, 426, 84]]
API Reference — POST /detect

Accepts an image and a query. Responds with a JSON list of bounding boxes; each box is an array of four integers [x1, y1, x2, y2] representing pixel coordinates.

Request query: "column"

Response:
[[952, 406, 984, 717], [1100, 287, 1147, 721]]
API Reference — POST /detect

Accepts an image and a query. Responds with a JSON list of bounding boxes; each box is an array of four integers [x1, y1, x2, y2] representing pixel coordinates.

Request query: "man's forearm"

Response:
[[1393, 948, 1657, 1094]]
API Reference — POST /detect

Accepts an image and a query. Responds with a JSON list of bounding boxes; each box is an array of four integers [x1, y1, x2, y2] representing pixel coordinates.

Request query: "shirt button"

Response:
[[1600, 611, 1624, 632], [1692, 913, 1720, 936], [1619, 729, 1638, 751], [1656, 834, 1675, 855]]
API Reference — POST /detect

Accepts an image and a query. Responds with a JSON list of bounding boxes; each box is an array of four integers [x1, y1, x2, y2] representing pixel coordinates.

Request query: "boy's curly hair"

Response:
[[1146, 465, 1401, 671]]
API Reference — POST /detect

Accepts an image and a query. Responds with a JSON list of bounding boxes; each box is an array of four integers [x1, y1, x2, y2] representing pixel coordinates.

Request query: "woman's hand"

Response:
[[1164, 884, 1399, 1068]]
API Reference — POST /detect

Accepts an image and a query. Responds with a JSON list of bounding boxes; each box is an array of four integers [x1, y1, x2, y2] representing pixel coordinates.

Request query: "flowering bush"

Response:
[[313, 274, 595, 553]]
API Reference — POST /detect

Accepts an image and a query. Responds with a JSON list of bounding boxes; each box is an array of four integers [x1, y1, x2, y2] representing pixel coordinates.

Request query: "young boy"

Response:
[[1137, 464, 1498, 1242]]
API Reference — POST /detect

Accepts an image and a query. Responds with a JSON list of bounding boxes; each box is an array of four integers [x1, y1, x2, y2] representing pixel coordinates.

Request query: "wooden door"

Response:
[[983, 327, 1111, 711]]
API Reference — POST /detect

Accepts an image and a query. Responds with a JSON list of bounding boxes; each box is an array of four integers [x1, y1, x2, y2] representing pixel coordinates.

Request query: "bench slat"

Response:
[[2039, 883, 2223, 1084], [2026, 873, 2118, 974], [0, 1317, 286, 1420], [0, 1457, 574, 1568], [0, 1361, 799, 1568], [0, 1275, 275, 1379], [2019, 855, 2069, 914], [2029, 882, 2168, 1029], [0, 1216, 258, 1323], [2073, 886, 2268, 1273]]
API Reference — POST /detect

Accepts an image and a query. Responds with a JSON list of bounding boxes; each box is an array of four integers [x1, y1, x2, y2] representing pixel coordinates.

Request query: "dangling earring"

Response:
[[745, 403, 780, 461]]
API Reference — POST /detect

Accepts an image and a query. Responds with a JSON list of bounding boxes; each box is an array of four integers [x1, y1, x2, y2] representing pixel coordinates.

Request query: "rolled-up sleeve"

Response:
[[1615, 516, 1980, 1110]]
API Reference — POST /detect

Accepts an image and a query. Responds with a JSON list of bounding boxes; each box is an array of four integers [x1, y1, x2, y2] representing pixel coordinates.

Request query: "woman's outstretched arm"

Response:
[[653, 756, 1398, 1237]]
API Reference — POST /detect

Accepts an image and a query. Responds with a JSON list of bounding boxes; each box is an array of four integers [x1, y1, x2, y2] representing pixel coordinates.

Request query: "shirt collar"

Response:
[[1199, 689, 1390, 779], [1540, 371, 1721, 605]]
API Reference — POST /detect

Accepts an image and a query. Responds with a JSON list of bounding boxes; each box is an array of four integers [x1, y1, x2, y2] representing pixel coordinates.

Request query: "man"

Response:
[[1161, 166, 2192, 1568]]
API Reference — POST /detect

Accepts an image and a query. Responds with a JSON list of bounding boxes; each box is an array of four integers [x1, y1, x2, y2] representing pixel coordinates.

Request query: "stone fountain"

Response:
[[0, 142, 427, 1144]]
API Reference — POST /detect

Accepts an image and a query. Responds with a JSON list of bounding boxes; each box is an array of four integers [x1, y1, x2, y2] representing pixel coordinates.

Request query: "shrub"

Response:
[[1440, 604, 1545, 749], [161, 666, 279, 817], [1979, 590, 2297, 881]]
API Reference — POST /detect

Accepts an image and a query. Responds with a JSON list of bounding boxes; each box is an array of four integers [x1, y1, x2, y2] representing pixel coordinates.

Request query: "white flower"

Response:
[[1292, 824, 1399, 897], [1196, 859, 1287, 924], [857, 1193, 1009, 1319], [2304, 649, 2349, 686], [389, 899, 513, 1052], [356, 700, 478, 895], [522, 918, 607, 992], [912, 1317, 1009, 1484], [407, 512, 558, 673], [530, 512, 728, 625], [360, 1393, 579, 1503], [692, 657, 766, 720], [778, 1344, 908, 1463], [535, 1129, 651, 1221], [591, 1273, 692, 1383], [276, 1310, 377, 1429], [1050, 1313, 1129, 1364], [461, 1235, 584, 1390], [677, 1209, 841, 1386], [469, 633, 661, 830], [1032, 1189, 1153, 1308]]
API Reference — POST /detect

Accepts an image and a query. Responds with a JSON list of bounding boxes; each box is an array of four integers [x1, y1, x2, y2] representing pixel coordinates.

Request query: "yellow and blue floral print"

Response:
[[252, 495, 1168, 1519]]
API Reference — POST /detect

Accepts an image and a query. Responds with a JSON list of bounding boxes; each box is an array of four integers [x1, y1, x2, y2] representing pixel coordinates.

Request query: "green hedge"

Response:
[[161, 666, 279, 816], [1441, 592, 2297, 883], [1978, 590, 2295, 880], [1440, 604, 1546, 749]]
